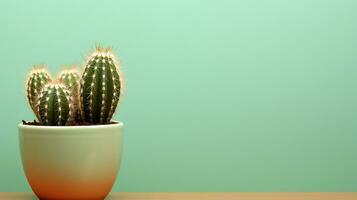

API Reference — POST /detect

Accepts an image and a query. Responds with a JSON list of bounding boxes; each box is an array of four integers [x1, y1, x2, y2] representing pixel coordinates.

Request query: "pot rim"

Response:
[[18, 120, 123, 130]]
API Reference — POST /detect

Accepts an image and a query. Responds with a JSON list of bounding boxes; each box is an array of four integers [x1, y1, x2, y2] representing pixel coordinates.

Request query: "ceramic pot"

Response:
[[18, 122, 123, 200]]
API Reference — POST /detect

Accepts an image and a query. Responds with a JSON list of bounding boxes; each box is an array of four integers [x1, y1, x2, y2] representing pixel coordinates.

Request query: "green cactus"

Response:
[[80, 47, 123, 124], [24, 45, 124, 126], [58, 67, 80, 92], [38, 83, 73, 126], [26, 66, 52, 120], [58, 67, 81, 122]]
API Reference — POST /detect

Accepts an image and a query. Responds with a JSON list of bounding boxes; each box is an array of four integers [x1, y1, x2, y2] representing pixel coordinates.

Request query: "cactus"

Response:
[[58, 67, 81, 122], [26, 66, 52, 120], [38, 83, 73, 126], [58, 67, 80, 93], [80, 47, 123, 124], [24, 45, 124, 126]]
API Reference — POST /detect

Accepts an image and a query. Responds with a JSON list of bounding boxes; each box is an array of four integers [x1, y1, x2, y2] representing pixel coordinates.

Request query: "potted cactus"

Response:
[[19, 46, 124, 200]]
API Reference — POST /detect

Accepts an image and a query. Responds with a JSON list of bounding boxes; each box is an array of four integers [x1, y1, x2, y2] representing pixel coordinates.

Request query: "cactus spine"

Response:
[[38, 83, 73, 126], [58, 67, 80, 122], [26, 66, 52, 120], [80, 47, 122, 124]]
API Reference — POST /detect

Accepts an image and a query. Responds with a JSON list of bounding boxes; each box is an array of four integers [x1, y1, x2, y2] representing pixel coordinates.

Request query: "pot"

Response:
[[18, 122, 123, 200]]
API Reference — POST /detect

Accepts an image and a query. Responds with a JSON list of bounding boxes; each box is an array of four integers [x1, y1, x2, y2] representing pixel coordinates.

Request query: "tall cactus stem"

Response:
[[80, 46, 123, 124]]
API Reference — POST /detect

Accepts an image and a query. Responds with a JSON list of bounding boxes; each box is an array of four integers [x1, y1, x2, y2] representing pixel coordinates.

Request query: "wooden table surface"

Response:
[[0, 192, 356, 200]]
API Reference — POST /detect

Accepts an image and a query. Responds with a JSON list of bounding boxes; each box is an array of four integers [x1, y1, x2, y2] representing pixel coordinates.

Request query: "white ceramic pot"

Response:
[[18, 122, 123, 200]]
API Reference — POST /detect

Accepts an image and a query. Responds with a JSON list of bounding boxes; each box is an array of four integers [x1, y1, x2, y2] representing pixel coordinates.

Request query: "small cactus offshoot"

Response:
[[38, 83, 73, 126], [58, 67, 80, 94], [58, 67, 81, 122], [24, 45, 124, 126], [80, 47, 123, 124], [26, 66, 52, 121]]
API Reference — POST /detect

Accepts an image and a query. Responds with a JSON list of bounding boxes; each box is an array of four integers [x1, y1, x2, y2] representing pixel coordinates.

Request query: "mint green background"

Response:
[[1, 0, 357, 192]]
